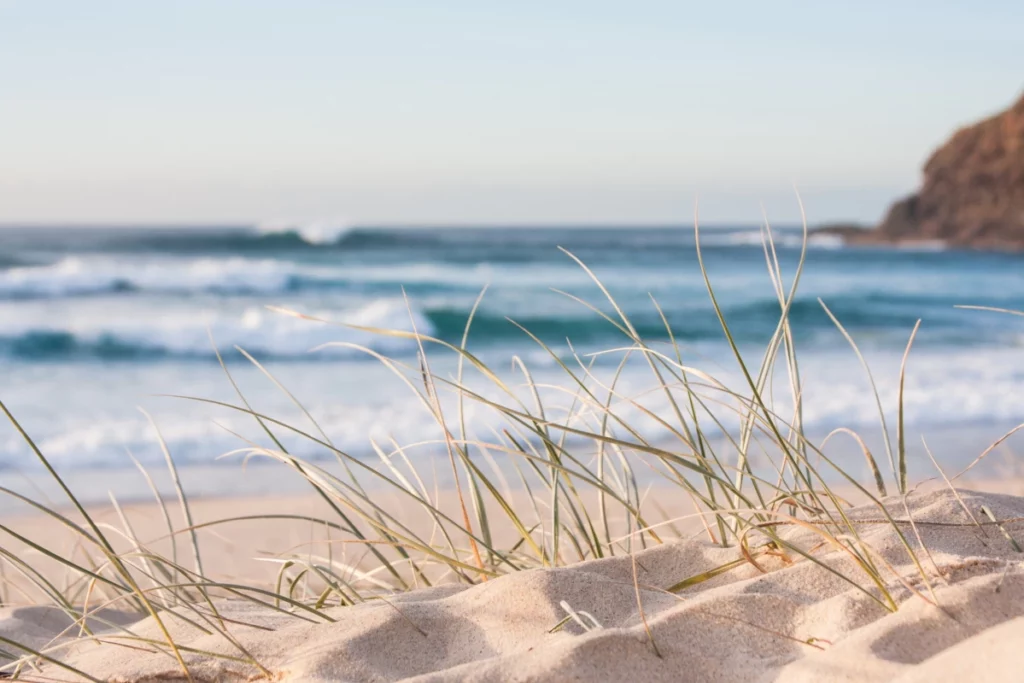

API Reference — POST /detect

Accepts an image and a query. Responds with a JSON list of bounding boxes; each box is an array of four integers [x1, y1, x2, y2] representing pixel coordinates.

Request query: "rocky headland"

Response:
[[818, 92, 1024, 250]]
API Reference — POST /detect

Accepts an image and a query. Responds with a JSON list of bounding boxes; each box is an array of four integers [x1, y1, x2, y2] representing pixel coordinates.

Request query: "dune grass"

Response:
[[0, 221, 1020, 679]]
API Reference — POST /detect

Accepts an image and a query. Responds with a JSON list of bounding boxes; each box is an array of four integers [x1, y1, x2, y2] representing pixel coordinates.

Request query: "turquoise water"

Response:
[[1, 225, 1023, 493]]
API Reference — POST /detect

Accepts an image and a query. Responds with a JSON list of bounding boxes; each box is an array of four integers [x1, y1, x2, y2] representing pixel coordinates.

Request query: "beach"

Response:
[[5, 4, 1023, 679], [1, 478, 1023, 681], [2, 225, 1024, 680]]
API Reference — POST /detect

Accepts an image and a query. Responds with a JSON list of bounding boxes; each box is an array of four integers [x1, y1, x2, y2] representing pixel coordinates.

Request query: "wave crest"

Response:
[[255, 221, 354, 246], [0, 257, 320, 299], [0, 300, 434, 361]]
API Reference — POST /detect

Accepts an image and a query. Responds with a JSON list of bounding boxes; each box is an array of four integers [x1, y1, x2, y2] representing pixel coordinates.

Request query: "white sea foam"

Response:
[[704, 229, 843, 249], [0, 257, 314, 298], [5, 342, 1024, 474], [0, 256, 660, 299], [256, 220, 354, 245], [806, 233, 846, 249], [0, 298, 435, 359], [3, 226, 1022, 480]]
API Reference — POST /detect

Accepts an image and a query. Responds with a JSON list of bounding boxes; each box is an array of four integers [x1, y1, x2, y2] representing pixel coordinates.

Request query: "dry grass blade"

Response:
[[140, 409, 204, 578], [821, 428, 887, 497], [951, 422, 1024, 481], [979, 506, 1022, 552], [818, 300, 897, 488], [0, 400, 196, 682], [896, 321, 921, 494], [0, 633, 105, 683], [954, 305, 1024, 317], [666, 556, 750, 593], [1, 218, 1007, 679]]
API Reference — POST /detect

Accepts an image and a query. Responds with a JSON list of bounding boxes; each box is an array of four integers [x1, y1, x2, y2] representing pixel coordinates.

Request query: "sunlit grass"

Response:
[[0, 221, 1021, 679]]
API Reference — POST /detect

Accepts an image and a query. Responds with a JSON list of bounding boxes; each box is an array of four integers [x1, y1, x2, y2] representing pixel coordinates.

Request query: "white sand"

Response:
[[1, 485, 1023, 681]]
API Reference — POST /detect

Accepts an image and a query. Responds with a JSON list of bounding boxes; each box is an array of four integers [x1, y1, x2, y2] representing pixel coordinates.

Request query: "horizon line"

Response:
[[0, 220, 860, 230]]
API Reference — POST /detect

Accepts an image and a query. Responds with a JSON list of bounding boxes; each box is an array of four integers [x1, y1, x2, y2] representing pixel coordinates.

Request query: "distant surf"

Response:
[[1, 224, 1023, 473], [255, 220, 354, 246]]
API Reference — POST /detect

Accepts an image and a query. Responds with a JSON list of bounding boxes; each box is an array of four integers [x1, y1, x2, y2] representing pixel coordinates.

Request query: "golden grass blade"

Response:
[[140, 409, 204, 578], [0, 634, 105, 683], [951, 422, 1024, 482], [0, 400, 196, 682], [209, 335, 412, 590], [818, 300, 897, 486], [954, 305, 1024, 317], [896, 321, 922, 494], [821, 428, 887, 497], [979, 506, 1022, 552]]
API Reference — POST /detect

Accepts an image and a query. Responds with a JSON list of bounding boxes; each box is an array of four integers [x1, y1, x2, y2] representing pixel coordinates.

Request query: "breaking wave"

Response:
[[0, 300, 434, 361], [0, 257, 341, 299], [254, 221, 355, 246]]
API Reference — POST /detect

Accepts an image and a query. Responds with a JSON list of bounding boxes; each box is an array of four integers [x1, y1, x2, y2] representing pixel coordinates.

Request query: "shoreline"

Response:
[[2, 415, 1021, 516], [811, 224, 1024, 253]]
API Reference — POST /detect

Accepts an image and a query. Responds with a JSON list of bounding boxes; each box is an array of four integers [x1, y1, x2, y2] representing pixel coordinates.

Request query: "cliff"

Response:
[[826, 93, 1024, 249]]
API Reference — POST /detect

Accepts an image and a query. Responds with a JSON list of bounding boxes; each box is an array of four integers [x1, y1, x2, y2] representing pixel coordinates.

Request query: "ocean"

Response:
[[2, 224, 1023, 504]]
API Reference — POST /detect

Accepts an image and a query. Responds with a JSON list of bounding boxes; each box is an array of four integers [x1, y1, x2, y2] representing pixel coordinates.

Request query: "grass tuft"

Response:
[[0, 221, 1018, 678]]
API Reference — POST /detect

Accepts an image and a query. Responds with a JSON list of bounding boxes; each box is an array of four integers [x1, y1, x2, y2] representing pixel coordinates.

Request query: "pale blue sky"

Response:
[[1, 1, 1021, 225]]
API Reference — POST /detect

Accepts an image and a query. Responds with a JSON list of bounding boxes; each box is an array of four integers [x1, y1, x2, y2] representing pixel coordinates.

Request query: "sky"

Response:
[[1, 1, 1022, 226]]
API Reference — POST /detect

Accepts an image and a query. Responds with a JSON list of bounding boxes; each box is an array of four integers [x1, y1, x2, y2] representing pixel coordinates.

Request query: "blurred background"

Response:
[[1, 2, 1023, 502]]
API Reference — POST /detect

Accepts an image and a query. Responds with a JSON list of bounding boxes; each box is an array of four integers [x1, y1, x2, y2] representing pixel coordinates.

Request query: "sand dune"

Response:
[[1, 487, 1021, 681]]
